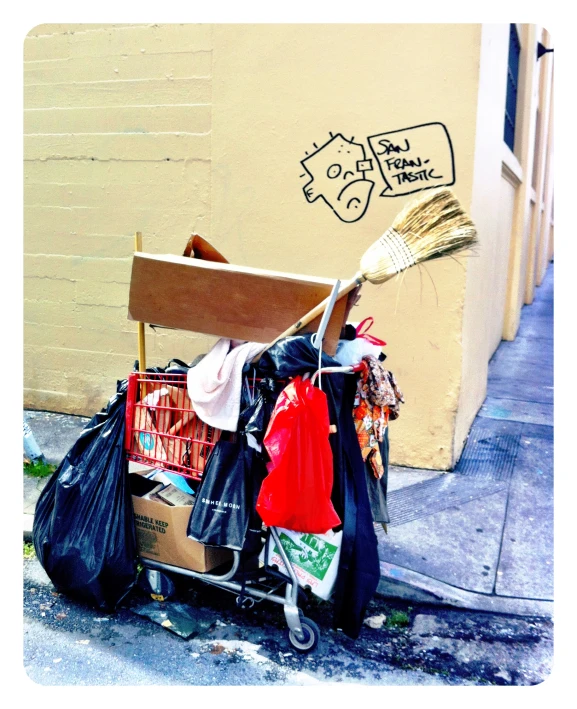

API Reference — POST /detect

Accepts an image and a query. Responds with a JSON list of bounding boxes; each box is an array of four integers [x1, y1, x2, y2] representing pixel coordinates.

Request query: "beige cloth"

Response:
[[187, 338, 265, 431]]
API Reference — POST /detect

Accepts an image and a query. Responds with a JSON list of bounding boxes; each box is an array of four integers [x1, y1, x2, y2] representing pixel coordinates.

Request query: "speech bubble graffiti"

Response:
[[367, 122, 455, 197]]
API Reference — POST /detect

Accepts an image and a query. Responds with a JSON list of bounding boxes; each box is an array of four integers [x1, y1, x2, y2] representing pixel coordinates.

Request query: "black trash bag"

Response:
[[227, 380, 279, 559], [187, 433, 262, 551], [239, 454, 269, 558], [256, 334, 338, 380], [138, 357, 191, 379], [238, 377, 278, 446], [32, 380, 138, 611], [364, 426, 391, 525]]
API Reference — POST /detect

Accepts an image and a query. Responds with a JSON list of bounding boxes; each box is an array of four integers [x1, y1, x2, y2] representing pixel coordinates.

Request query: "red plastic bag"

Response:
[[256, 375, 341, 533]]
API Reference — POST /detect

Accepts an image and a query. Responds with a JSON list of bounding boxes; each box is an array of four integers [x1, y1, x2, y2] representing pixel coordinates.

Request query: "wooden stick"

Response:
[[256, 187, 476, 362], [256, 273, 365, 360], [167, 410, 195, 437], [134, 232, 147, 395]]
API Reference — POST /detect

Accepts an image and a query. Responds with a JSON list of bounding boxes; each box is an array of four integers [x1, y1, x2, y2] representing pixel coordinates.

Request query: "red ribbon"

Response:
[[355, 317, 387, 346]]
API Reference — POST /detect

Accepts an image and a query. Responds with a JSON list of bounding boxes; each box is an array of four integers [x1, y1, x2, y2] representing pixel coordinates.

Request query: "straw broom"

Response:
[[257, 187, 477, 357]]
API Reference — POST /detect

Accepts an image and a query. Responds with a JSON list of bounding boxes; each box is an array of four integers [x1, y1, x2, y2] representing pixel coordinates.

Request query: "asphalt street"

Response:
[[23, 554, 552, 687]]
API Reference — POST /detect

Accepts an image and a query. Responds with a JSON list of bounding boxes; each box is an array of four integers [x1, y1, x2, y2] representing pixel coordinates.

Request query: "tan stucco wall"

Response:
[[525, 29, 554, 304], [210, 23, 481, 469], [24, 24, 219, 415], [502, 160, 531, 343], [454, 24, 511, 460], [25, 23, 547, 470], [497, 175, 519, 336], [454, 24, 554, 459], [502, 24, 539, 342]]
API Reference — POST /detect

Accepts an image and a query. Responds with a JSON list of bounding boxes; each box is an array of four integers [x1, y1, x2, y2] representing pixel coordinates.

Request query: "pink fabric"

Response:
[[187, 338, 265, 431]]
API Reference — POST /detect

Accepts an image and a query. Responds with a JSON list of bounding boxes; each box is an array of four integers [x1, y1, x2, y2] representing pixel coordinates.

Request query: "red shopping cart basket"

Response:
[[125, 370, 285, 481], [125, 371, 222, 481]]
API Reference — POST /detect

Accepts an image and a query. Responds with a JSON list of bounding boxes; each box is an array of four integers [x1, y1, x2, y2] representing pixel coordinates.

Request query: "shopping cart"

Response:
[[125, 362, 366, 653]]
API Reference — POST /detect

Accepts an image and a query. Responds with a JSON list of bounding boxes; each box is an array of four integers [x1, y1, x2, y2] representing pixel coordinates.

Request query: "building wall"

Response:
[[502, 24, 539, 342], [24, 24, 217, 415], [24, 23, 552, 470], [210, 23, 481, 469], [453, 24, 511, 460], [525, 28, 554, 304], [536, 75, 554, 288], [455, 24, 554, 461]]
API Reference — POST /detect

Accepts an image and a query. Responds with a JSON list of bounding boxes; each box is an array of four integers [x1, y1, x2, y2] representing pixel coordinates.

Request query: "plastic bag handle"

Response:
[[167, 358, 190, 368], [355, 317, 387, 346]]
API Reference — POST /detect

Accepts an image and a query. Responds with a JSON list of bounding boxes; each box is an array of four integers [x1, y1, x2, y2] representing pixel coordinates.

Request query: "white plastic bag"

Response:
[[334, 317, 386, 366], [335, 338, 381, 366], [260, 528, 342, 600]]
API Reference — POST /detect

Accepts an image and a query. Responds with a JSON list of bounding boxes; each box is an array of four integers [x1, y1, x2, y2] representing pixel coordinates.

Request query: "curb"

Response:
[[23, 513, 553, 620], [375, 561, 554, 619], [24, 514, 34, 543]]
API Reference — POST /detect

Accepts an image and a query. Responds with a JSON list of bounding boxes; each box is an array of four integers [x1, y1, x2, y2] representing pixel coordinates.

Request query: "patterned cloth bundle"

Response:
[[353, 355, 404, 479]]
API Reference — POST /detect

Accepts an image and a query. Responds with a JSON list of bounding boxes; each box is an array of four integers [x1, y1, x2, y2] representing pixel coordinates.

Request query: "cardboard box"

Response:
[[162, 386, 221, 473], [133, 384, 173, 461], [130, 474, 233, 573], [182, 233, 229, 263], [156, 483, 195, 507], [165, 414, 220, 473]]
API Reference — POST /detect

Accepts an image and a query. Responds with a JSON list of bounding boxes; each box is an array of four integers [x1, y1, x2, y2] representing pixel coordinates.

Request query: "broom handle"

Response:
[[254, 272, 366, 361], [134, 232, 147, 397]]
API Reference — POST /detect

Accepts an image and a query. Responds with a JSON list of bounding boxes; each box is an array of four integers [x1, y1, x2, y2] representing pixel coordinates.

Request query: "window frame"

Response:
[[504, 22, 522, 154]]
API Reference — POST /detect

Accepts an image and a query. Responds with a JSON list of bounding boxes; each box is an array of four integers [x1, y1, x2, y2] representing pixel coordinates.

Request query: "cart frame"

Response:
[[127, 363, 363, 651], [126, 248, 362, 651]]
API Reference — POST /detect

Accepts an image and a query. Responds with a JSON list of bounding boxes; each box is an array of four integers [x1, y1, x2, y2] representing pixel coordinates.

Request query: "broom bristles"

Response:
[[359, 187, 477, 285]]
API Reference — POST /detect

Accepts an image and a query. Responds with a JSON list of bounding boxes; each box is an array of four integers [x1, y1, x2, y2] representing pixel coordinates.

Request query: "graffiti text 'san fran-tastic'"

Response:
[[300, 123, 456, 222], [367, 122, 455, 197]]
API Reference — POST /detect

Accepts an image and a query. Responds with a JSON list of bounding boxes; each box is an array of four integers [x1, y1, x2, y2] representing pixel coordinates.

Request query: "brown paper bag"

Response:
[[133, 384, 172, 460], [165, 411, 221, 473]]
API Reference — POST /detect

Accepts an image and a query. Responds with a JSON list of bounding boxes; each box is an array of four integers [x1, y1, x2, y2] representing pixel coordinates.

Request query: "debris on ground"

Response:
[[364, 614, 387, 629]]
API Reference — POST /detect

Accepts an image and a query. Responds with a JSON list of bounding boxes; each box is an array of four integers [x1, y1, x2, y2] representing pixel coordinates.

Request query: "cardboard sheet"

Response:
[[128, 252, 351, 354]]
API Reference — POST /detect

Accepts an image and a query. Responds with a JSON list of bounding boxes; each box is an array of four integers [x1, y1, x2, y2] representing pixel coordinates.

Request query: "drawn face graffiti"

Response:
[[301, 134, 374, 223]]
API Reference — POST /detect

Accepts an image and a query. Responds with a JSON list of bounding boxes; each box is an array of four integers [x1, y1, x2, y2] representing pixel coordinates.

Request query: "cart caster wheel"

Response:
[[236, 596, 255, 610], [140, 568, 175, 602], [288, 617, 320, 654]]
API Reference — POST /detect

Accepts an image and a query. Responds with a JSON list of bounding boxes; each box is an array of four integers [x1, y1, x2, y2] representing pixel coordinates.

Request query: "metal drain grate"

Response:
[[387, 475, 507, 527], [454, 417, 523, 482], [386, 418, 522, 527]]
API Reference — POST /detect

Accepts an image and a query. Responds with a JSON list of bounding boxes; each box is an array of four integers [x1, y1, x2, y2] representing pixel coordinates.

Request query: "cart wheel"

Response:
[[236, 596, 255, 610], [140, 568, 175, 602], [288, 617, 320, 654]]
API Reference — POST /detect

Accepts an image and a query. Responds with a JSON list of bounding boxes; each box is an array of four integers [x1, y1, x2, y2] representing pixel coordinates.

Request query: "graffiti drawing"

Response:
[[300, 133, 375, 223], [301, 123, 456, 221], [367, 122, 455, 197]]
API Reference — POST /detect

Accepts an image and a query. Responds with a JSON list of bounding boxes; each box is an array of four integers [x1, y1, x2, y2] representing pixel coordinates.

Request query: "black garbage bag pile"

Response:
[[33, 380, 138, 611]]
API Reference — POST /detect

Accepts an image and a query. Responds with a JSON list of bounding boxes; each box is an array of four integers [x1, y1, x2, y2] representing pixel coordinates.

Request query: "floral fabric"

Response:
[[353, 356, 404, 479]]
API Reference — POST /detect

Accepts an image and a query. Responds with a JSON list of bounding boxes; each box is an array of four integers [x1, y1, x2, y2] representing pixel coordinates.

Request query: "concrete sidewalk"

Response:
[[376, 262, 553, 618], [23, 262, 554, 618]]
